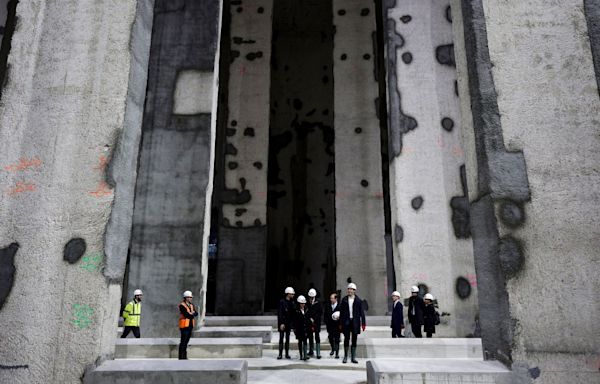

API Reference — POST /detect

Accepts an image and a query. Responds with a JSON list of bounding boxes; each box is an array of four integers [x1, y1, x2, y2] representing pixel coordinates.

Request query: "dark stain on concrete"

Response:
[[222, 178, 252, 205], [441, 117, 454, 132], [355, 127, 362, 134], [253, 161, 263, 169], [228, 161, 238, 169], [0, 0, 18, 100], [226, 128, 236, 136], [445, 6, 452, 23], [361, 8, 370, 16], [338, 9, 346, 16], [243, 127, 255, 137], [246, 51, 263, 61], [584, 0, 600, 97], [498, 236, 524, 278], [233, 36, 256, 45], [499, 200, 525, 228], [340, 53, 347, 60], [411, 196, 423, 210], [394, 224, 404, 243], [401, 52, 413, 64], [0, 242, 18, 310], [436, 44, 455, 67], [226, 143, 238, 155], [456, 276, 471, 299], [400, 15, 412, 24], [235, 208, 247, 217], [450, 165, 471, 239], [63, 238, 87, 264], [529, 367, 541, 379], [361, 179, 369, 187]]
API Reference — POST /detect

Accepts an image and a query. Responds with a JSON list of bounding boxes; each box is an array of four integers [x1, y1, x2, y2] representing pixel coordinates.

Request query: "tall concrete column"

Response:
[[333, 0, 388, 314], [214, 0, 273, 314], [382, 0, 478, 335], [126, 0, 221, 336], [0, 1, 154, 382]]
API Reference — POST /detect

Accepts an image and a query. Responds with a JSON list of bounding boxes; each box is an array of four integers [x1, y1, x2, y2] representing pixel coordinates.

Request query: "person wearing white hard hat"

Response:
[[178, 290, 198, 359], [423, 293, 437, 338], [340, 282, 366, 364], [121, 289, 143, 338], [306, 288, 323, 359], [277, 287, 295, 359], [294, 295, 311, 360], [407, 285, 425, 338], [390, 291, 405, 338], [324, 292, 341, 358]]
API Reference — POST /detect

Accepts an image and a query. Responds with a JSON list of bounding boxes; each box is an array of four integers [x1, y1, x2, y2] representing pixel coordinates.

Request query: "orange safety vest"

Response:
[[178, 301, 196, 329]]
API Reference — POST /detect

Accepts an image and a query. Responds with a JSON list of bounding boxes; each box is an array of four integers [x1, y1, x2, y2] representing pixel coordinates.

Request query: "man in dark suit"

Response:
[[340, 283, 366, 364], [407, 285, 424, 338], [390, 291, 404, 338], [277, 286, 296, 359], [324, 292, 341, 358]]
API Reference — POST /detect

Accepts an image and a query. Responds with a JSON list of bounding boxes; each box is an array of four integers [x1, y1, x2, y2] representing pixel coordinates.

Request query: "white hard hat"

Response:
[[424, 293, 434, 300], [285, 287, 295, 294], [391, 291, 400, 297], [134, 289, 143, 296], [411, 286, 419, 293], [183, 290, 193, 298], [332, 311, 340, 321], [308, 288, 317, 297], [347, 283, 357, 290], [297, 295, 307, 304]]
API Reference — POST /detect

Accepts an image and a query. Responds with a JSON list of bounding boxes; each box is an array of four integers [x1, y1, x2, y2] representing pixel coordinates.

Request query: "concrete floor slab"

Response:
[[115, 337, 263, 358], [195, 326, 273, 343]]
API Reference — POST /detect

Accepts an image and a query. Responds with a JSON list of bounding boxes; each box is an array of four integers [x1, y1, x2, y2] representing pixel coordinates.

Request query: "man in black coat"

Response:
[[407, 285, 424, 338], [294, 295, 311, 360], [390, 290, 404, 338], [277, 286, 296, 359], [339, 283, 366, 364], [324, 292, 341, 358], [307, 288, 323, 358]]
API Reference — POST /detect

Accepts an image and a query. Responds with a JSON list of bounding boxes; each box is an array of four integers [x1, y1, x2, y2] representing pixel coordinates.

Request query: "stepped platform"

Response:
[[84, 359, 247, 384], [115, 337, 263, 358], [195, 326, 272, 343]]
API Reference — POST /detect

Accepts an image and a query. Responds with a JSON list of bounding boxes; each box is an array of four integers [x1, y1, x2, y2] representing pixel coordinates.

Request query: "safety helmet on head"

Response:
[[411, 286, 419, 293], [347, 283, 357, 290], [332, 311, 340, 321], [391, 291, 400, 298], [297, 295, 306, 304], [424, 293, 434, 300], [134, 289, 143, 296], [308, 288, 317, 297], [183, 290, 193, 298], [285, 287, 295, 294]]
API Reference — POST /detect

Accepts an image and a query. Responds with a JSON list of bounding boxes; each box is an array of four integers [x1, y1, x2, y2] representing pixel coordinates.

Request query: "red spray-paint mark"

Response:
[[7, 181, 36, 196], [3, 157, 42, 172], [89, 154, 113, 198]]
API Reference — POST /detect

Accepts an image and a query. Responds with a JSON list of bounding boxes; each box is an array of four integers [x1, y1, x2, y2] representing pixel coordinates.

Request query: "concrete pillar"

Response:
[[456, 0, 599, 380], [0, 0, 154, 382], [214, 0, 273, 314], [333, 0, 388, 314], [382, 0, 478, 334], [126, 0, 221, 336]]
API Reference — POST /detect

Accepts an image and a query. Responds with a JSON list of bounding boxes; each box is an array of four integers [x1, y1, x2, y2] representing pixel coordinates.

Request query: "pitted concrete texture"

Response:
[[83, 359, 248, 384], [0, 1, 153, 383], [194, 326, 272, 343], [114, 337, 263, 359], [480, 0, 600, 380], [367, 359, 512, 384]]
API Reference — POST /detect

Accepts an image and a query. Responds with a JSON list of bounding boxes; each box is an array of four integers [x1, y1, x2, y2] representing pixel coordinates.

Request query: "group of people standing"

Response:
[[277, 283, 366, 364], [391, 285, 438, 338]]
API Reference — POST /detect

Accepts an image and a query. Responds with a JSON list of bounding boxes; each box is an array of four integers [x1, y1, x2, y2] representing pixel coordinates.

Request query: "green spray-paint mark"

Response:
[[80, 252, 103, 272], [71, 303, 94, 329]]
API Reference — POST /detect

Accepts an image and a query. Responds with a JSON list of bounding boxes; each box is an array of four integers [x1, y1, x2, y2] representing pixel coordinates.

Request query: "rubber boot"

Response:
[[342, 346, 348, 363], [285, 340, 291, 359], [316, 342, 321, 359], [351, 346, 358, 363], [298, 342, 304, 360], [303, 342, 310, 360], [308, 336, 314, 356], [278, 339, 283, 359], [335, 342, 340, 359], [329, 339, 334, 356]]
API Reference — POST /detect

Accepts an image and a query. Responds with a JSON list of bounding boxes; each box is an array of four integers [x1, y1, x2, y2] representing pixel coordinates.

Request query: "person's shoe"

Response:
[[351, 346, 358, 363], [330, 350, 335, 356], [277, 355, 282, 360], [342, 356, 347, 363], [335, 344, 340, 359], [285, 354, 291, 359]]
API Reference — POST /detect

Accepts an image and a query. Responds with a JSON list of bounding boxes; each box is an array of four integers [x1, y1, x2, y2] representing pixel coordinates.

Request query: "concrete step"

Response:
[[367, 359, 512, 384], [204, 315, 393, 327], [115, 337, 263, 358], [83, 359, 247, 384], [195, 326, 272, 343]]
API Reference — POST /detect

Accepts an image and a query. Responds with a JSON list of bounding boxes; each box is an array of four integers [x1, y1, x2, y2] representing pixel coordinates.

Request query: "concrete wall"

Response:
[[333, 0, 388, 314], [382, 0, 478, 332], [0, 0, 154, 382], [456, 0, 600, 381], [126, 0, 221, 336]]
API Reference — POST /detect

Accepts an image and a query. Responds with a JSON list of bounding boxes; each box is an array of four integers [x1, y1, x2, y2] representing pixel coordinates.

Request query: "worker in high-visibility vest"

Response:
[[121, 289, 143, 338], [178, 290, 198, 359]]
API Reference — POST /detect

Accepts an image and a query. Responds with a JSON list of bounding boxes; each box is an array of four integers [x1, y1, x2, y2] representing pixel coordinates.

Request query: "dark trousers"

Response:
[[391, 326, 403, 338], [426, 332, 433, 338], [411, 323, 422, 338], [343, 328, 358, 348], [121, 326, 140, 338], [179, 327, 193, 359], [278, 329, 291, 356], [328, 330, 340, 355]]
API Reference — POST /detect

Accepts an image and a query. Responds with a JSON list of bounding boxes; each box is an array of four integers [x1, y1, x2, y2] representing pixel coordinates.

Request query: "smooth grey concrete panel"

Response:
[[205, 316, 278, 327], [195, 326, 272, 343], [84, 359, 247, 384], [115, 337, 263, 359], [356, 338, 483, 359]]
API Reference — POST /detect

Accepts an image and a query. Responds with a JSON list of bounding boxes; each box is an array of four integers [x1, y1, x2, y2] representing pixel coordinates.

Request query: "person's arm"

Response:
[[179, 304, 196, 319], [122, 302, 132, 320], [360, 299, 366, 331]]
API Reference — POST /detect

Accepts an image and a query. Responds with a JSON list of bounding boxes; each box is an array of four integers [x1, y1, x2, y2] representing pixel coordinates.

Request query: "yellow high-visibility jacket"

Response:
[[122, 300, 142, 327]]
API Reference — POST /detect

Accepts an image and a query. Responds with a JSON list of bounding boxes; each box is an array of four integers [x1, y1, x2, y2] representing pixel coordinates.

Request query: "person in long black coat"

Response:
[[339, 283, 366, 364], [407, 285, 425, 338], [294, 295, 312, 360], [423, 293, 436, 338], [277, 287, 296, 359], [307, 288, 323, 358], [324, 292, 341, 358], [390, 291, 404, 338]]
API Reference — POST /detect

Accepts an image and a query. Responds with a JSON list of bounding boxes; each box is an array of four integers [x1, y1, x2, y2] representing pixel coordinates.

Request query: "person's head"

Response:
[[329, 292, 338, 304], [308, 288, 317, 302], [134, 289, 143, 302], [284, 286, 295, 300], [297, 295, 306, 309], [347, 283, 357, 297], [391, 291, 400, 302], [183, 290, 193, 303], [424, 293, 433, 304], [410, 286, 419, 297]]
